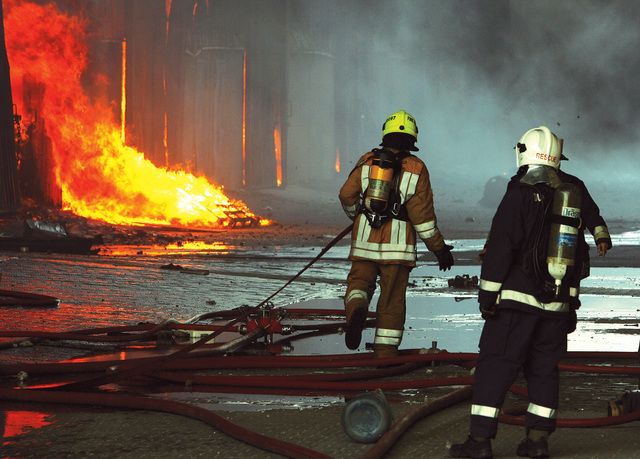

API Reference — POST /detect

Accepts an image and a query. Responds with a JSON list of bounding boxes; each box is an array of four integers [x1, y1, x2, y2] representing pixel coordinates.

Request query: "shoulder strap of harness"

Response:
[[360, 149, 413, 227]]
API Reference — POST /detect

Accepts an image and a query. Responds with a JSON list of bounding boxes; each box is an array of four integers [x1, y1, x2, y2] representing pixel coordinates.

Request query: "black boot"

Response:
[[345, 307, 367, 350], [450, 436, 493, 458], [516, 437, 549, 458]]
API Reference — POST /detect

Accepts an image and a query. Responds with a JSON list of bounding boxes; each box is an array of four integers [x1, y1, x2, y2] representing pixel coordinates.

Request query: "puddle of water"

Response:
[[1, 410, 53, 444], [282, 296, 640, 355], [151, 392, 343, 412]]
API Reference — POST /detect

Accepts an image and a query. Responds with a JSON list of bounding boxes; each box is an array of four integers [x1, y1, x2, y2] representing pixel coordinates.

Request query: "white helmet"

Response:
[[515, 126, 564, 169]]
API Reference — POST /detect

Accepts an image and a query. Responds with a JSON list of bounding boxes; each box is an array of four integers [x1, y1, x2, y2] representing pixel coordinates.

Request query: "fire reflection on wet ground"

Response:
[[1, 410, 53, 447], [0, 238, 637, 362], [0, 238, 639, 443]]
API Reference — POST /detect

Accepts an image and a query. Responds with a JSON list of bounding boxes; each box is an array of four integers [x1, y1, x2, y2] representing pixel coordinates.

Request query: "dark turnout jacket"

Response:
[[478, 167, 611, 319]]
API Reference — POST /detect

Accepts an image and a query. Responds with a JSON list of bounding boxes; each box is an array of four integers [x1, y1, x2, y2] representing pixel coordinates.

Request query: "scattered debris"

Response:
[[0, 288, 60, 307], [160, 263, 184, 270], [160, 263, 209, 275], [448, 274, 479, 289]]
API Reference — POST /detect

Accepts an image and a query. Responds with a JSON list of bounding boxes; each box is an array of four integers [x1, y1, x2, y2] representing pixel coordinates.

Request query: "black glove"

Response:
[[434, 244, 454, 271], [478, 289, 499, 319], [567, 308, 577, 334], [479, 302, 497, 319]]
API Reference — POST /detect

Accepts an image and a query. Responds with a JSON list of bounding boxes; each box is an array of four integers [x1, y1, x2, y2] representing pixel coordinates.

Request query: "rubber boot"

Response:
[[450, 436, 493, 458], [516, 429, 549, 458], [345, 299, 368, 350]]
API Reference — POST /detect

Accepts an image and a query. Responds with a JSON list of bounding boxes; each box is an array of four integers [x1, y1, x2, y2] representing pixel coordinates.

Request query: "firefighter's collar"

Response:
[[520, 165, 562, 188]]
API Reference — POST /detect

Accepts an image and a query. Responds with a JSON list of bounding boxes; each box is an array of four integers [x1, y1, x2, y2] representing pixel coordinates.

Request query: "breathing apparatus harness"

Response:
[[352, 148, 412, 229], [520, 167, 584, 303]]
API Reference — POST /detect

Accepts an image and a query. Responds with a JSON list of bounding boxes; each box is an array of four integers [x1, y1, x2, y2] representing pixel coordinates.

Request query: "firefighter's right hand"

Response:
[[479, 302, 497, 319], [434, 244, 454, 271]]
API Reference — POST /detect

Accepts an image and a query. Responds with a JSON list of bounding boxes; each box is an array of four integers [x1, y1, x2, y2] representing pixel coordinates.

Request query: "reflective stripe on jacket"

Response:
[[339, 151, 445, 266], [479, 179, 570, 315], [479, 169, 610, 316]]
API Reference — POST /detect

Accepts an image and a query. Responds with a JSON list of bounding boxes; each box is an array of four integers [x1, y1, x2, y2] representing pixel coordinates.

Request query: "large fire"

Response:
[[4, 0, 270, 228]]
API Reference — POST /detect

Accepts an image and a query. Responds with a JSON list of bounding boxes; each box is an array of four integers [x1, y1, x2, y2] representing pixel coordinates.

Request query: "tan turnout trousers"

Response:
[[344, 260, 412, 358]]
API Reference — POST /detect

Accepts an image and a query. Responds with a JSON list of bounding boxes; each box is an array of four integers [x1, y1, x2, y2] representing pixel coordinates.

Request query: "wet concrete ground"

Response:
[[0, 216, 639, 457]]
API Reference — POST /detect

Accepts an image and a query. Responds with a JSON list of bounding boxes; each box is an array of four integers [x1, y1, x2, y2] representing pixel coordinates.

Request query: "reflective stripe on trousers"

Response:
[[528, 403, 556, 419], [344, 288, 369, 307], [471, 404, 499, 419], [374, 327, 403, 346]]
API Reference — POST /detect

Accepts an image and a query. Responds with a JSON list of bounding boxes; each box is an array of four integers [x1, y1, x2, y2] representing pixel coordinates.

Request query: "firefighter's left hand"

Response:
[[434, 244, 454, 271], [479, 302, 497, 319]]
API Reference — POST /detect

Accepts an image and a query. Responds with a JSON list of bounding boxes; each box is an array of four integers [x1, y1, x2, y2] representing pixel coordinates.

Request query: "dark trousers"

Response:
[[470, 308, 568, 439]]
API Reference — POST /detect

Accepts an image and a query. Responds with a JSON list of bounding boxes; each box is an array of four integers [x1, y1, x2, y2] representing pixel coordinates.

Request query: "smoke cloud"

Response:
[[294, 0, 640, 219]]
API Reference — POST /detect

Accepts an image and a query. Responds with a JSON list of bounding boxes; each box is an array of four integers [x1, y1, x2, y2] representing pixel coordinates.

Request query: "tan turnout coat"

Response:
[[339, 151, 445, 267]]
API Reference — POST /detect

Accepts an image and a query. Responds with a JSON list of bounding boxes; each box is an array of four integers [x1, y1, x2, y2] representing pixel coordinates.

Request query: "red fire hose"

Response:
[[1, 348, 639, 457], [0, 388, 331, 459], [1, 222, 638, 456]]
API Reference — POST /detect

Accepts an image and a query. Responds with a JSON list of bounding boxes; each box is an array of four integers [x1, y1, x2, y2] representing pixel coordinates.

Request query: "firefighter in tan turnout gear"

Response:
[[339, 109, 454, 359]]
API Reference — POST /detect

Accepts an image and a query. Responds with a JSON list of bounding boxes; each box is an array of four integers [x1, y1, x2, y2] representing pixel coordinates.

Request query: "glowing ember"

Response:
[[4, 0, 270, 228]]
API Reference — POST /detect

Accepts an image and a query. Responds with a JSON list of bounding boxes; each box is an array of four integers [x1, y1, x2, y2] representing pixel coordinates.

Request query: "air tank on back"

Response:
[[546, 183, 582, 297], [364, 149, 396, 215]]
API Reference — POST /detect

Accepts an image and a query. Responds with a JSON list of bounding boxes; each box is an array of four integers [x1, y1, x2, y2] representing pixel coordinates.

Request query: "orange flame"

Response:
[[274, 124, 282, 187], [335, 148, 341, 173], [4, 0, 270, 228]]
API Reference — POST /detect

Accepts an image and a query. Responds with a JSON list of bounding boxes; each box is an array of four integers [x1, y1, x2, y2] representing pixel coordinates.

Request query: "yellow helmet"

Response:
[[382, 110, 418, 140]]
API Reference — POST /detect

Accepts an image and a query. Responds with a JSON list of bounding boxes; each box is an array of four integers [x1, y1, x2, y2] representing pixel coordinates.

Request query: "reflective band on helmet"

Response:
[[570, 287, 579, 297], [528, 403, 556, 419], [471, 404, 499, 418], [479, 279, 502, 292], [345, 289, 369, 306], [374, 328, 403, 346], [499, 289, 570, 312]]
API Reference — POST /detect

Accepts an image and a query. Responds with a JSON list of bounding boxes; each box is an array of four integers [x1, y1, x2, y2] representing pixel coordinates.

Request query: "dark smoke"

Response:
[[419, 1, 640, 151], [298, 1, 639, 212]]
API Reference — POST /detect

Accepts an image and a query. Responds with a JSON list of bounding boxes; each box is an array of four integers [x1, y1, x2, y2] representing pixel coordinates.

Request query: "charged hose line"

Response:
[[1, 351, 639, 458], [499, 405, 640, 428], [30, 224, 355, 392], [48, 327, 267, 392], [2, 228, 637, 457], [361, 385, 475, 459]]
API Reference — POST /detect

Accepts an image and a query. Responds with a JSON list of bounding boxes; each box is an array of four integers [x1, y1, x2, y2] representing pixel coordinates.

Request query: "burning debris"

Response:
[[0, 198, 271, 255], [4, 0, 272, 231]]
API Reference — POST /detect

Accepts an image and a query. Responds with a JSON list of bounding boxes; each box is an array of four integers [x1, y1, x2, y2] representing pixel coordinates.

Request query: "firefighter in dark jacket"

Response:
[[450, 126, 611, 459], [339, 110, 454, 359]]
